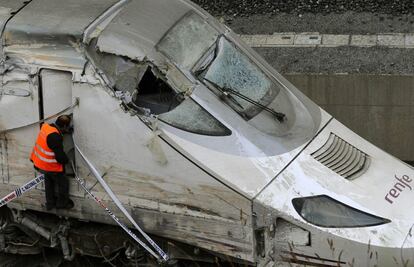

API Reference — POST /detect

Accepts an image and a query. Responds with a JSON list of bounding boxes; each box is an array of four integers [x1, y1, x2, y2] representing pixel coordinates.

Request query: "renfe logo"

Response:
[[385, 175, 412, 204]]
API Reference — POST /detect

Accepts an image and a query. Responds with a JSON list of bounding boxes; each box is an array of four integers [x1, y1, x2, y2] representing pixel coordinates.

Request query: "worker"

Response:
[[30, 115, 74, 210]]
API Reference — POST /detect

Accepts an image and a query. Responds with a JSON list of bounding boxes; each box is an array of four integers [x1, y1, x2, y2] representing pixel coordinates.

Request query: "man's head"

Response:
[[55, 115, 72, 133]]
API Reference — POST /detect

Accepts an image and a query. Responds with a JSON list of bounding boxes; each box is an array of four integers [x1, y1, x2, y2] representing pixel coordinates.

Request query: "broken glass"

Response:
[[86, 39, 230, 136], [197, 36, 279, 120], [157, 12, 219, 70], [159, 98, 231, 136]]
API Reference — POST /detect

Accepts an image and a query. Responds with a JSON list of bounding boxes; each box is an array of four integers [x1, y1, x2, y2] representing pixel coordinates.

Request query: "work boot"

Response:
[[56, 199, 74, 210]]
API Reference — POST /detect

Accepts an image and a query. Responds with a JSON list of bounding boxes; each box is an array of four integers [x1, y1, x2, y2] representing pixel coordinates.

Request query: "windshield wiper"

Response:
[[204, 78, 286, 122]]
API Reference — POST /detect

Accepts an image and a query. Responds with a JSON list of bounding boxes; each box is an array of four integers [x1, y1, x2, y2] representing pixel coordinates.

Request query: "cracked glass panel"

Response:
[[157, 12, 219, 69], [199, 37, 278, 120], [159, 98, 231, 136]]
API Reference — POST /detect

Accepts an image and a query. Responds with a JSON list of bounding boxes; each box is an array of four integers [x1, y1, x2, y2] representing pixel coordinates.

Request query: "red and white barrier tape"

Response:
[[0, 175, 45, 208], [71, 162, 168, 262], [74, 145, 169, 262]]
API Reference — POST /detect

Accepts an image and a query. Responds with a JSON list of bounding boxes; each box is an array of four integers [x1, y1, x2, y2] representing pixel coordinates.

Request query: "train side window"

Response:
[[292, 195, 390, 228], [159, 98, 231, 136]]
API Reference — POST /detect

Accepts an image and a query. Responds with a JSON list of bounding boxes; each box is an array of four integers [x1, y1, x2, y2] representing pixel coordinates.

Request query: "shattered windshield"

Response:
[[196, 36, 279, 120], [157, 12, 219, 69], [157, 12, 281, 120]]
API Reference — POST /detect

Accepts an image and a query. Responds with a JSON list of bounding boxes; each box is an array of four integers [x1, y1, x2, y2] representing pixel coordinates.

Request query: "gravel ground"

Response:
[[255, 47, 414, 74], [193, 0, 414, 17], [226, 12, 414, 34], [192, 1, 414, 34]]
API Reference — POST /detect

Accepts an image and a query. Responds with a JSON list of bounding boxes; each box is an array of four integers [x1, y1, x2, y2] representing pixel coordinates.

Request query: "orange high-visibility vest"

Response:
[[30, 123, 63, 173]]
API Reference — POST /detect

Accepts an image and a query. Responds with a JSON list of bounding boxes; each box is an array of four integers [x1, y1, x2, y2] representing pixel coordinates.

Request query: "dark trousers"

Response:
[[44, 172, 69, 208]]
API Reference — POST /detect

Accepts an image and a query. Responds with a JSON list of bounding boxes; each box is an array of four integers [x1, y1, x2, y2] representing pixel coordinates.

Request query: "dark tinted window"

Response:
[[293, 195, 390, 228]]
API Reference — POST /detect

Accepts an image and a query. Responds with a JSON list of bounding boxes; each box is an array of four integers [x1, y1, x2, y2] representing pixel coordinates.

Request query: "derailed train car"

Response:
[[0, 0, 413, 266]]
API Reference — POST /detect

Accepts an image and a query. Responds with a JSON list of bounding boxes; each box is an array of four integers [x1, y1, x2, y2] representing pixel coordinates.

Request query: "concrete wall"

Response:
[[285, 74, 414, 161]]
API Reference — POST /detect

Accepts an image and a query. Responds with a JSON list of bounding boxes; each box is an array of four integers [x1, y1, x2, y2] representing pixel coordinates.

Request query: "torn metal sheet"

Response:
[[4, 44, 86, 69]]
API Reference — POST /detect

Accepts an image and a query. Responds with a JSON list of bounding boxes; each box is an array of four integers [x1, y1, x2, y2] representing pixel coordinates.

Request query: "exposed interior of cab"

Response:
[[85, 39, 231, 136], [86, 40, 180, 115]]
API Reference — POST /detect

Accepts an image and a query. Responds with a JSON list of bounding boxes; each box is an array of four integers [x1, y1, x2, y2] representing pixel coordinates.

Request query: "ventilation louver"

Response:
[[311, 133, 370, 180]]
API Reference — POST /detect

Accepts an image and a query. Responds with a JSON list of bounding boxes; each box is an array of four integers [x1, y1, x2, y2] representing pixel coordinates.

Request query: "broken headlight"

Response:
[[292, 195, 390, 228]]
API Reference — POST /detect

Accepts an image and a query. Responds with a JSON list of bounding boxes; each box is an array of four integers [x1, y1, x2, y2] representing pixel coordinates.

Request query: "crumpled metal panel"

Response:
[[96, 0, 191, 60], [5, 44, 86, 69], [4, 0, 119, 46]]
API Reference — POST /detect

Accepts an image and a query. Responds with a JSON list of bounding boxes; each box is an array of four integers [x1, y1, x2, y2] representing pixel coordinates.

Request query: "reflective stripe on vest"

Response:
[[32, 149, 58, 163], [36, 143, 55, 157], [30, 123, 63, 172]]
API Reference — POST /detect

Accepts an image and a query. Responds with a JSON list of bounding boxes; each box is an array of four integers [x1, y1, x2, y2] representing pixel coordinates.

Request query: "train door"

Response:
[[39, 70, 79, 192]]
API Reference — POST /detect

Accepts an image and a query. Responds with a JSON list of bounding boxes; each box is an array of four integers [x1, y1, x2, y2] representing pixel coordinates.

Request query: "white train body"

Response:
[[0, 0, 413, 266]]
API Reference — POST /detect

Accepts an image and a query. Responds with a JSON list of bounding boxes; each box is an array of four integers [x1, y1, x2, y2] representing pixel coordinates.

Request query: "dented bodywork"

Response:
[[0, 0, 413, 266]]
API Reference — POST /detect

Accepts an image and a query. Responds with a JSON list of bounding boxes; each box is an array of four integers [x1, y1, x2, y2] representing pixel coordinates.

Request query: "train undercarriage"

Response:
[[0, 206, 244, 267]]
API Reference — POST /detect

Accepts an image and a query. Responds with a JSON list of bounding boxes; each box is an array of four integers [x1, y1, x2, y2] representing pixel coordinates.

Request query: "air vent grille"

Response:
[[311, 133, 370, 180]]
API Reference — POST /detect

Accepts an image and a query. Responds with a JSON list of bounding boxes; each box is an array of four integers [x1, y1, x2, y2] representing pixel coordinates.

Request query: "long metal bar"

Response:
[[74, 144, 169, 262], [70, 161, 161, 261]]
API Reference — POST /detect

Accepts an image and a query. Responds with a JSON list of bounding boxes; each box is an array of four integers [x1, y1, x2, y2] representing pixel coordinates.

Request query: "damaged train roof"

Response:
[[1, 0, 118, 69], [0, 0, 203, 69], [94, 0, 193, 61]]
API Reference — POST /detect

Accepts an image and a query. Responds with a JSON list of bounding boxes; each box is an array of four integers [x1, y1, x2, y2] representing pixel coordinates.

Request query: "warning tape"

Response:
[[74, 145, 169, 262], [71, 162, 166, 262], [0, 170, 167, 262], [0, 175, 45, 208]]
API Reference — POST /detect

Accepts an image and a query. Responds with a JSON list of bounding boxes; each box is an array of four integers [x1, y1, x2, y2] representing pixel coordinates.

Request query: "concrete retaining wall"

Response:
[[285, 74, 414, 161]]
